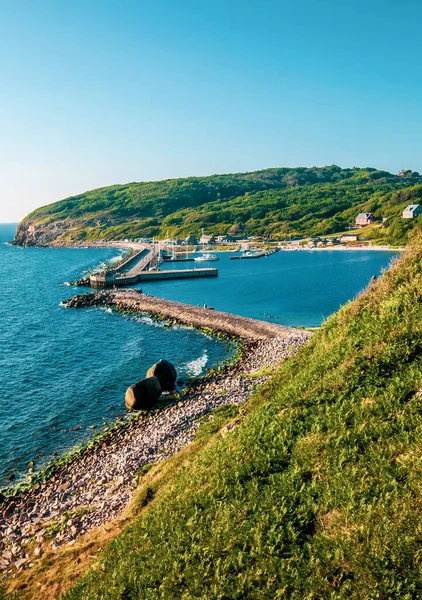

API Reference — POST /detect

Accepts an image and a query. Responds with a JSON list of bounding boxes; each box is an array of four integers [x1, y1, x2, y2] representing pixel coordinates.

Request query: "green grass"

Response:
[[50, 227, 422, 599]]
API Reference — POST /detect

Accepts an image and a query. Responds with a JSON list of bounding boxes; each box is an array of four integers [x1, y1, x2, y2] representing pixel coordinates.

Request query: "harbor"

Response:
[[89, 246, 218, 288]]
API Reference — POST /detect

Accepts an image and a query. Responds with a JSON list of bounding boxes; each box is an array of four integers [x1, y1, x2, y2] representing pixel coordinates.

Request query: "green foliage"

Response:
[[21, 167, 422, 245], [195, 404, 240, 442], [62, 228, 422, 599]]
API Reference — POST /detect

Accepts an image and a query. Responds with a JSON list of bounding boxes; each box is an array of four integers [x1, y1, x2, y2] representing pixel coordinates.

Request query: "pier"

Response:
[[230, 249, 277, 260], [89, 246, 218, 288]]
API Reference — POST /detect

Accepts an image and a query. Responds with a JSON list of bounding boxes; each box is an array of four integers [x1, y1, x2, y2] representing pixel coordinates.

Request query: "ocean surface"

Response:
[[141, 248, 398, 327], [0, 224, 233, 488], [0, 224, 397, 489]]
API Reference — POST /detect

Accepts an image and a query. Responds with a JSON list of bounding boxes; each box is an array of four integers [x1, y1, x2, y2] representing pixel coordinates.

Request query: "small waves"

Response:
[[108, 251, 125, 264], [0, 226, 234, 488], [135, 316, 164, 328], [184, 350, 209, 377], [81, 250, 126, 276]]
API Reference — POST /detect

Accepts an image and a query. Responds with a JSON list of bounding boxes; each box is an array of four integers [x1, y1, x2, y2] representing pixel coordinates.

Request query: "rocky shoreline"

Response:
[[0, 292, 311, 581]]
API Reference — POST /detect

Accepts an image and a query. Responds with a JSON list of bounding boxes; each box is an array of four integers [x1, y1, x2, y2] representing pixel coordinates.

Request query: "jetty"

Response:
[[65, 290, 307, 341], [89, 246, 217, 288], [1, 293, 310, 583], [230, 249, 277, 260]]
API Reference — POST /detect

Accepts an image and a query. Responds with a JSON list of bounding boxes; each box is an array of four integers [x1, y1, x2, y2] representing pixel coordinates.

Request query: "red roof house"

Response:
[[355, 212, 376, 227]]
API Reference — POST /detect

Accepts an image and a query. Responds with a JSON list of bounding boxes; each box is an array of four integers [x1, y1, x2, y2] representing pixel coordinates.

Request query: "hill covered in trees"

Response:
[[13, 165, 422, 246]]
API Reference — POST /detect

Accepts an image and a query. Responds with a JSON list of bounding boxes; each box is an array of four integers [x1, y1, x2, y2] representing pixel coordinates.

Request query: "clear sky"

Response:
[[1, 0, 421, 222]]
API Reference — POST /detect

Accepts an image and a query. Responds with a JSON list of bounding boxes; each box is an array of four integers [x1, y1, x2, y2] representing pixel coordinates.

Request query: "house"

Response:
[[184, 235, 198, 245], [199, 234, 216, 245], [402, 204, 422, 219], [223, 235, 243, 242], [355, 213, 376, 227], [215, 235, 237, 243], [339, 234, 359, 243]]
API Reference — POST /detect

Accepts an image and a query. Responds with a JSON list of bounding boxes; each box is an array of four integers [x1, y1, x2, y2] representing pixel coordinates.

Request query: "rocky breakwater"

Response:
[[0, 290, 311, 582], [63, 289, 301, 340]]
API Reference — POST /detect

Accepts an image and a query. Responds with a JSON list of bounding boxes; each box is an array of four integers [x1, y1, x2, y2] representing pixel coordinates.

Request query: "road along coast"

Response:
[[0, 290, 311, 580]]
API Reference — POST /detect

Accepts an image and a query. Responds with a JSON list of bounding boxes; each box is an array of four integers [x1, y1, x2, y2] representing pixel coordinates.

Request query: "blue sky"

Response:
[[1, 0, 421, 221]]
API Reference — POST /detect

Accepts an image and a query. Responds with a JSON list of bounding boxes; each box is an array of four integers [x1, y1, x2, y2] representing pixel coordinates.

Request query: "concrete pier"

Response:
[[89, 245, 218, 288], [90, 268, 218, 288]]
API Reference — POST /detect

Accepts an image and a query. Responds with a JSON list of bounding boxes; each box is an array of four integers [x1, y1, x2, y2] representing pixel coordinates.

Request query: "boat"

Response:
[[230, 250, 266, 260], [193, 253, 219, 262]]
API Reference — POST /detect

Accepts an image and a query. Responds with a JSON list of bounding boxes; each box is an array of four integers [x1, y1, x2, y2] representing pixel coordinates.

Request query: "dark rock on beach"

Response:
[[0, 289, 312, 576], [125, 377, 162, 410], [147, 360, 177, 392]]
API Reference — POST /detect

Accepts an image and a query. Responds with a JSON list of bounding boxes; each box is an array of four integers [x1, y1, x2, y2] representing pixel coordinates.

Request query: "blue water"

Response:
[[0, 225, 233, 488], [0, 224, 397, 489], [140, 249, 397, 327]]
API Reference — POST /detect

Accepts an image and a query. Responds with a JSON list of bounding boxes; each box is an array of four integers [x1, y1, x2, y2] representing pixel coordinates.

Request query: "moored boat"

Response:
[[194, 253, 219, 262]]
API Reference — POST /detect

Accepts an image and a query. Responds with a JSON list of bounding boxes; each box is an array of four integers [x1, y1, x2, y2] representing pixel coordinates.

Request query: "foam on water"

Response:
[[184, 350, 209, 377], [0, 225, 398, 488], [0, 225, 232, 488]]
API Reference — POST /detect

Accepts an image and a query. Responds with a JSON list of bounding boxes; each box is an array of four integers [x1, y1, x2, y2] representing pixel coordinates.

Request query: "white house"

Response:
[[402, 204, 422, 219]]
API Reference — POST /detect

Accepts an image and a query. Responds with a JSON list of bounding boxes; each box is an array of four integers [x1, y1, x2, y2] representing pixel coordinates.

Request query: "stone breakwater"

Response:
[[0, 290, 311, 580], [64, 289, 301, 340]]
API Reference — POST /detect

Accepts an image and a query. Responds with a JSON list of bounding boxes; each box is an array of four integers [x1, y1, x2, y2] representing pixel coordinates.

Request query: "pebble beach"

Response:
[[0, 291, 311, 580]]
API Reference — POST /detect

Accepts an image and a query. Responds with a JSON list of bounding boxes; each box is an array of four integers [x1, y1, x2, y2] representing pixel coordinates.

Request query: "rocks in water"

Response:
[[0, 334, 311, 573], [125, 377, 162, 410], [147, 360, 177, 391]]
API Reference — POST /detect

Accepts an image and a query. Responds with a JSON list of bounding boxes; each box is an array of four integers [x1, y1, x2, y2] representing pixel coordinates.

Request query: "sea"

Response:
[[0, 223, 397, 489]]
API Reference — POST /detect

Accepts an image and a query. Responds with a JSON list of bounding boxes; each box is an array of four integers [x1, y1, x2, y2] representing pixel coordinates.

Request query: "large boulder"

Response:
[[125, 377, 162, 410], [146, 360, 177, 392]]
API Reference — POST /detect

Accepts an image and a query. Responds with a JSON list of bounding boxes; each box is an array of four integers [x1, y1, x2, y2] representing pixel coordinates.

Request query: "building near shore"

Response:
[[183, 235, 198, 245], [339, 234, 359, 243], [402, 204, 422, 219], [355, 212, 376, 227], [199, 234, 216, 245]]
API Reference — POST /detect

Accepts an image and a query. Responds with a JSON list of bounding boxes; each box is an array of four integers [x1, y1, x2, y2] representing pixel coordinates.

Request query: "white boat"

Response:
[[193, 253, 219, 262]]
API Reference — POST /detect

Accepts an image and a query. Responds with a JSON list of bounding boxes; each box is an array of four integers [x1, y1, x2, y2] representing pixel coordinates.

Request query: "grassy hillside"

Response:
[[14, 166, 422, 245], [42, 227, 422, 598]]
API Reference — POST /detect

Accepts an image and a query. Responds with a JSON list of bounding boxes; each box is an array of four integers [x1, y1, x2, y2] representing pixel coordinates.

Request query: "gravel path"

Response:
[[0, 294, 311, 580]]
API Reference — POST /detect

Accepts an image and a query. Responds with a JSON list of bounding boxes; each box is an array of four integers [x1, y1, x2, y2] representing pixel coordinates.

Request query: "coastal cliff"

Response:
[[12, 220, 73, 246]]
